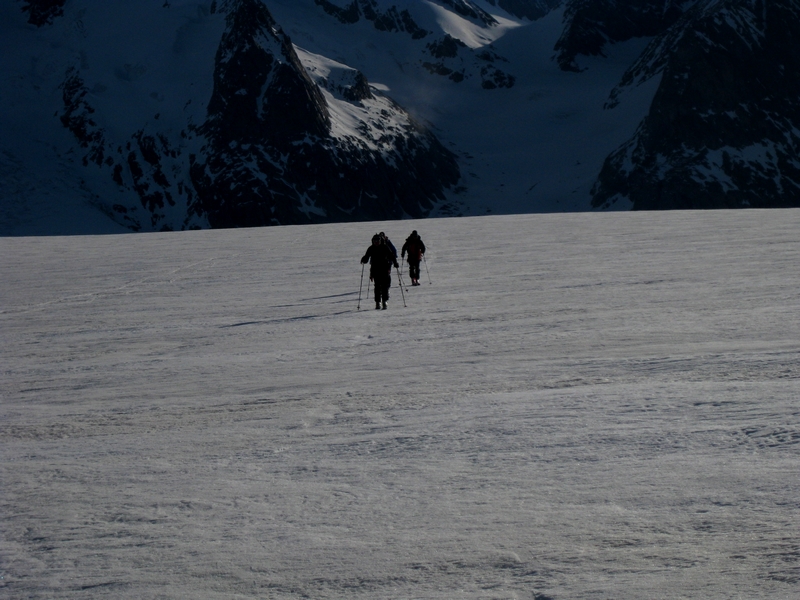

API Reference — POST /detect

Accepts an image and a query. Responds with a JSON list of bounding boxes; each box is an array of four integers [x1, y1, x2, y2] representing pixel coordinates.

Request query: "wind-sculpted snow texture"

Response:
[[590, 0, 800, 210], [2, 210, 799, 598]]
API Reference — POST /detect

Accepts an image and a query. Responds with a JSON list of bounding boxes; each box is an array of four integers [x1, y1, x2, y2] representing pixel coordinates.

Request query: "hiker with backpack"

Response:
[[379, 232, 397, 260], [361, 233, 399, 309], [401, 230, 426, 286]]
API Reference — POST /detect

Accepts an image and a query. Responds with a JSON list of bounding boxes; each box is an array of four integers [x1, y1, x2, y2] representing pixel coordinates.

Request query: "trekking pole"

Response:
[[398, 262, 409, 292], [357, 263, 365, 309], [423, 255, 432, 284], [395, 266, 407, 307]]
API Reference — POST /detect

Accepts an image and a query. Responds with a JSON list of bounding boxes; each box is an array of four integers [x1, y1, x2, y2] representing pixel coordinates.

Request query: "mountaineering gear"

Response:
[[395, 265, 408, 307], [362, 235, 399, 308], [357, 263, 366, 310], [380, 232, 397, 260], [423, 253, 432, 284], [362, 238, 398, 278], [401, 231, 426, 287]]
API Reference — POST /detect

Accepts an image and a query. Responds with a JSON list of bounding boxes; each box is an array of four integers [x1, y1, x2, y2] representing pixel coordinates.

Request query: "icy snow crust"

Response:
[[2, 210, 799, 598]]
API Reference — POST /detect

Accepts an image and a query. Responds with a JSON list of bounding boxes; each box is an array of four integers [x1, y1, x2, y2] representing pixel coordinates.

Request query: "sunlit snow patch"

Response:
[[296, 47, 415, 153], [423, 0, 524, 48]]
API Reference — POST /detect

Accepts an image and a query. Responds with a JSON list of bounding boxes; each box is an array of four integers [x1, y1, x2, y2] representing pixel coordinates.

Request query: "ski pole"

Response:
[[395, 266, 407, 307], [398, 261, 409, 292], [400, 260, 410, 290], [423, 254, 432, 284], [357, 263, 365, 310]]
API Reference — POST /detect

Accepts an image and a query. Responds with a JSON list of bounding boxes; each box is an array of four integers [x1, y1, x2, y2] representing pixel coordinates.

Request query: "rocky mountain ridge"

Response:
[[191, 0, 459, 227], [38, 0, 461, 230], [3, 0, 798, 234], [592, 0, 800, 209]]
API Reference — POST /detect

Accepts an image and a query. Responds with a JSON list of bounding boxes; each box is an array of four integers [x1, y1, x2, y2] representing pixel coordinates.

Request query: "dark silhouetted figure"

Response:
[[401, 230, 426, 286], [362, 234, 399, 309]]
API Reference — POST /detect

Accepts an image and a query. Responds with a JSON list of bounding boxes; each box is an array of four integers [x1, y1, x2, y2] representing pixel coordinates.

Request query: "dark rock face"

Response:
[[428, 35, 467, 59], [315, 0, 559, 27], [315, 0, 430, 38], [323, 69, 373, 102], [592, 0, 800, 210], [20, 0, 66, 26], [190, 0, 460, 228], [555, 0, 697, 71], [53, 0, 460, 230], [483, 0, 562, 21], [60, 69, 107, 168], [314, 1, 516, 88], [422, 36, 516, 88], [60, 69, 196, 231], [423, 35, 469, 82], [202, 0, 330, 149], [437, 0, 498, 26]]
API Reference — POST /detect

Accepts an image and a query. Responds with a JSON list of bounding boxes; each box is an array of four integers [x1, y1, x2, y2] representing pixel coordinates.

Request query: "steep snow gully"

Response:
[[2, 210, 799, 598]]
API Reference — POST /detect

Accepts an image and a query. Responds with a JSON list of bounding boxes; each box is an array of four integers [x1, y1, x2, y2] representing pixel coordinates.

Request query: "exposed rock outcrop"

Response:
[[484, 0, 562, 21], [422, 35, 516, 88], [555, 0, 698, 71], [592, 0, 800, 210], [51, 0, 459, 230], [20, 0, 66, 26], [189, 0, 460, 227], [314, 0, 430, 38]]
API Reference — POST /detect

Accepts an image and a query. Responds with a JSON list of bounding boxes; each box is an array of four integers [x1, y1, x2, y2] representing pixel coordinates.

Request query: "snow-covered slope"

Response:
[[2, 210, 799, 597], [2, 0, 798, 234]]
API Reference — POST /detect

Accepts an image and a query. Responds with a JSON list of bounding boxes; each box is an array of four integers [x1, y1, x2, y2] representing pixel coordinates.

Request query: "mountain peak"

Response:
[[203, 0, 331, 146]]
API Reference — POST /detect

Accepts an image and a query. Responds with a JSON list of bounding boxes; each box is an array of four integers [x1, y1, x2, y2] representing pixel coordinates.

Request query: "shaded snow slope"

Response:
[[268, 0, 656, 215], [2, 210, 798, 598], [3, 0, 799, 234], [1, 0, 656, 234], [1, 1, 461, 233]]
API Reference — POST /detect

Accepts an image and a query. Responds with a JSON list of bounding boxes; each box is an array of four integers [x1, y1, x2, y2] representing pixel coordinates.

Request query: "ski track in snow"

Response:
[[1, 211, 799, 599]]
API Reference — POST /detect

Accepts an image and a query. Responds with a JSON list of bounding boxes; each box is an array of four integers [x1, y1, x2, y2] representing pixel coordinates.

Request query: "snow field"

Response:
[[1, 210, 799, 598]]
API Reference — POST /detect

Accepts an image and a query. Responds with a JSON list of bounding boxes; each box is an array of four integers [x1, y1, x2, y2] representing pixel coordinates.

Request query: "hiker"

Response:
[[401, 230, 426, 286], [361, 234, 399, 309], [379, 232, 397, 260]]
